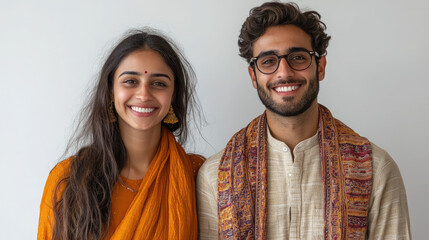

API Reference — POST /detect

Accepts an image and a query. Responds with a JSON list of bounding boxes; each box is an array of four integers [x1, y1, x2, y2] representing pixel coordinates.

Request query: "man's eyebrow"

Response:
[[256, 47, 312, 58], [118, 71, 141, 77], [256, 50, 278, 58], [288, 47, 311, 52]]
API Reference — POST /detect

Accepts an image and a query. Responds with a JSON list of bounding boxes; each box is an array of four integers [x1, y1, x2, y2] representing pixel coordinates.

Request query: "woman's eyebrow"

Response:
[[118, 71, 141, 77], [150, 73, 171, 80]]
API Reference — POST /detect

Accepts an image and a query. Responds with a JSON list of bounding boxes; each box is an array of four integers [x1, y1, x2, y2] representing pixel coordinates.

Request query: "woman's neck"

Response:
[[119, 123, 162, 180]]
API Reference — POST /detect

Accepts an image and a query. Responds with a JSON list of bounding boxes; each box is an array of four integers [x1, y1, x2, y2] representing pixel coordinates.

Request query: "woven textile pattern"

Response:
[[218, 105, 372, 240]]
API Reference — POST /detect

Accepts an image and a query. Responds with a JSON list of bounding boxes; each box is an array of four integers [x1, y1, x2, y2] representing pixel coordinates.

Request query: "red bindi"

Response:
[[145, 71, 148, 74]]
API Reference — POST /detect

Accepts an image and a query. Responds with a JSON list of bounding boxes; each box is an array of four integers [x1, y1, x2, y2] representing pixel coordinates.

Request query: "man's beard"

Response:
[[256, 72, 319, 117]]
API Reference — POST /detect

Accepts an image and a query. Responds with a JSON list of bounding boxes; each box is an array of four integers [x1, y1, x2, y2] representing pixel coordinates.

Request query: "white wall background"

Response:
[[1, 0, 428, 239]]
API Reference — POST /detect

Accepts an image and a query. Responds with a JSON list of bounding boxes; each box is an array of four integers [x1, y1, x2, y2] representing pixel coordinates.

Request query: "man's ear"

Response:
[[317, 56, 327, 81], [248, 65, 257, 89]]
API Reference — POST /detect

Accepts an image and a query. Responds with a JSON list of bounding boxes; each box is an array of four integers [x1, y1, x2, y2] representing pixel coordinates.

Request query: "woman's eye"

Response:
[[153, 81, 166, 87], [123, 79, 137, 85]]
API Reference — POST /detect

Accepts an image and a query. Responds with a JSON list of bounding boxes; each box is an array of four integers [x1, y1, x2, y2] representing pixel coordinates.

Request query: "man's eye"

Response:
[[292, 56, 305, 60], [260, 56, 277, 66], [290, 53, 308, 62]]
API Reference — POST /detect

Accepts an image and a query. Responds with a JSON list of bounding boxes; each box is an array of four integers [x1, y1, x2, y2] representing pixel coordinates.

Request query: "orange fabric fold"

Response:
[[110, 127, 198, 239], [38, 127, 201, 239]]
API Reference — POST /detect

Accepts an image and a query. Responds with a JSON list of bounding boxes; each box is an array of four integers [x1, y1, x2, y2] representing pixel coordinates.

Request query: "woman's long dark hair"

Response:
[[52, 28, 198, 239]]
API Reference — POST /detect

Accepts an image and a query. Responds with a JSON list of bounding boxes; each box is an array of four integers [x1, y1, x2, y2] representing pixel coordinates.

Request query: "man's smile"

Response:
[[274, 85, 299, 93]]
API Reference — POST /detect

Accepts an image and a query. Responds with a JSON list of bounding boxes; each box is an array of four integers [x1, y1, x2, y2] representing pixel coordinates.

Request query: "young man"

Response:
[[197, 2, 411, 239]]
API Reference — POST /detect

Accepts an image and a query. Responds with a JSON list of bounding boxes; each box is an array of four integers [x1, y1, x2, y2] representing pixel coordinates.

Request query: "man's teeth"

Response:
[[275, 86, 299, 92], [131, 106, 155, 113]]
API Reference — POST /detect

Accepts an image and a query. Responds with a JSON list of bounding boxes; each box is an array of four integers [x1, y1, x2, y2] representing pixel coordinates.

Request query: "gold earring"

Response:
[[109, 100, 117, 123], [163, 106, 178, 124]]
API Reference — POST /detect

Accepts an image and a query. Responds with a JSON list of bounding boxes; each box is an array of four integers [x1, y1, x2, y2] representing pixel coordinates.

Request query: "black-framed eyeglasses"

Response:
[[250, 49, 320, 74]]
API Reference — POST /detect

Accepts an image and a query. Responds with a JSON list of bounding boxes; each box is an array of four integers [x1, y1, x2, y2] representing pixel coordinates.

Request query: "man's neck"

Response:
[[266, 102, 319, 150]]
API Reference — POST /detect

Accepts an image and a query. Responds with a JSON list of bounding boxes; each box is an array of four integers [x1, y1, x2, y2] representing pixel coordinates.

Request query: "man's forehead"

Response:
[[252, 25, 312, 56]]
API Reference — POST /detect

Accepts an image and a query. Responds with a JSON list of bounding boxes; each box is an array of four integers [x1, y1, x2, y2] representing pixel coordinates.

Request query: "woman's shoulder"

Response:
[[49, 157, 73, 180], [40, 157, 74, 207], [188, 154, 205, 178]]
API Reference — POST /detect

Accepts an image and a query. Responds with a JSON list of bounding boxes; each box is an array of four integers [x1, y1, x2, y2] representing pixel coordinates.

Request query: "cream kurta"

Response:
[[196, 130, 411, 239]]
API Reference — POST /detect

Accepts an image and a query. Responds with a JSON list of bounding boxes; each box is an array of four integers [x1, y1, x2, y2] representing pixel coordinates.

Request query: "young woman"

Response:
[[37, 29, 204, 239]]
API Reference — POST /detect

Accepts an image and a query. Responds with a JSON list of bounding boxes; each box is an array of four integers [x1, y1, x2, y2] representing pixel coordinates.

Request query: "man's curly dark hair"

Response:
[[238, 1, 331, 63]]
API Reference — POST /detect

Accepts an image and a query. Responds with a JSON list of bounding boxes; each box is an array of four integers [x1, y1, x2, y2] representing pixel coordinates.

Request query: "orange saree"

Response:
[[38, 127, 202, 239]]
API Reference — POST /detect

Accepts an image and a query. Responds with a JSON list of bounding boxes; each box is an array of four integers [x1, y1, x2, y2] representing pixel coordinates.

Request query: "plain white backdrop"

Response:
[[1, 0, 428, 239]]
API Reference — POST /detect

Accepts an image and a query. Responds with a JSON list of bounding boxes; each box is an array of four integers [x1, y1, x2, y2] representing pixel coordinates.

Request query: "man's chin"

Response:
[[265, 101, 315, 117]]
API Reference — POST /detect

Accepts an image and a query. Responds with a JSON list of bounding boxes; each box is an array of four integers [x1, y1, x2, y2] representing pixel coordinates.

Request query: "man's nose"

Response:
[[275, 57, 295, 77]]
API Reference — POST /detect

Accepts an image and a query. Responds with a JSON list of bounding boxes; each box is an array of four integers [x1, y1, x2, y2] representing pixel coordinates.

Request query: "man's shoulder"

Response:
[[370, 142, 389, 159], [200, 150, 224, 172], [197, 149, 224, 182], [369, 142, 402, 179], [208, 149, 225, 162]]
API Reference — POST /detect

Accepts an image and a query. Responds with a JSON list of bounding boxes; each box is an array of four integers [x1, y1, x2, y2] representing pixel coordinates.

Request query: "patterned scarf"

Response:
[[218, 104, 372, 239]]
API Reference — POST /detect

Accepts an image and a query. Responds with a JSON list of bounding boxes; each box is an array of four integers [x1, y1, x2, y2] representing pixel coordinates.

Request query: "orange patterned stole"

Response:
[[218, 105, 372, 240]]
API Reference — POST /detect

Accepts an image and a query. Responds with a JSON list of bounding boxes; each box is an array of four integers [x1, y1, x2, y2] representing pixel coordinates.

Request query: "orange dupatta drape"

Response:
[[37, 127, 199, 239], [110, 127, 198, 239]]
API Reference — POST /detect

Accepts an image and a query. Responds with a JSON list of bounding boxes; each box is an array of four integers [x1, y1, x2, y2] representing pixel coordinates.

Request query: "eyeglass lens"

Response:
[[256, 51, 312, 73]]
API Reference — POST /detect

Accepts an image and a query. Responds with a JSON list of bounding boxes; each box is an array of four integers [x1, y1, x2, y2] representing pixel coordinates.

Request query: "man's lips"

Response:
[[274, 85, 299, 92], [267, 79, 305, 88], [268, 79, 305, 93]]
